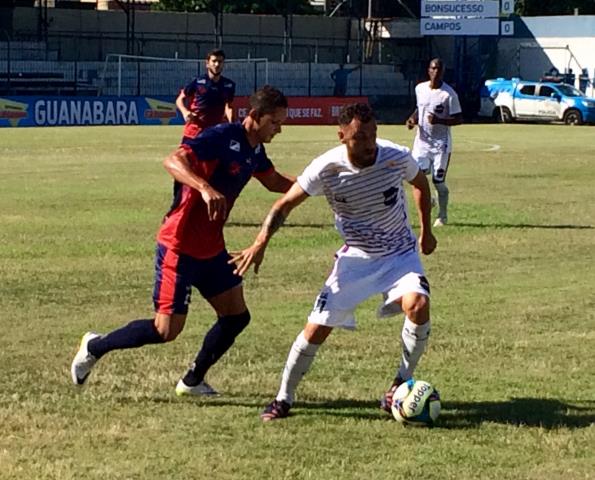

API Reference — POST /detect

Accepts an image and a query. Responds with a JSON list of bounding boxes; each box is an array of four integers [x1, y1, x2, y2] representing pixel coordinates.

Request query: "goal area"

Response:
[[98, 54, 269, 96]]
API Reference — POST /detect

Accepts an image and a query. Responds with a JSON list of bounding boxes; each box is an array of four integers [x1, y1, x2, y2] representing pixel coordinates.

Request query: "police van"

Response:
[[479, 78, 595, 125]]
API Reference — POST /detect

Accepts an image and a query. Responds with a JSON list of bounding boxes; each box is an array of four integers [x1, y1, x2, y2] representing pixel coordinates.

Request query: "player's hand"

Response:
[[406, 117, 416, 130], [228, 243, 267, 276], [427, 113, 442, 125], [184, 111, 199, 124], [419, 231, 437, 255], [200, 186, 227, 221]]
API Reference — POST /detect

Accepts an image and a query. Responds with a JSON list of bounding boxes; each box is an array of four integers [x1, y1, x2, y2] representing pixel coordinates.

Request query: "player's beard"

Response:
[[208, 65, 223, 79]]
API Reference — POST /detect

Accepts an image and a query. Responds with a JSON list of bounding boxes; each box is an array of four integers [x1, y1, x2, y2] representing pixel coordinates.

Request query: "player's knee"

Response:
[[433, 177, 448, 191], [154, 315, 185, 342], [402, 294, 430, 324], [219, 310, 251, 337]]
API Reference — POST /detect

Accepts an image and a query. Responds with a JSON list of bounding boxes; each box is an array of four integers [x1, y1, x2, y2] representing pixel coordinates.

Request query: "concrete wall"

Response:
[[7, 7, 358, 62]]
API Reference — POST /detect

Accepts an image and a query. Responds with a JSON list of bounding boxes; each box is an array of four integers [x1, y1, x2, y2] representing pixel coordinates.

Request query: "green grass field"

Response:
[[1, 123, 594, 480]]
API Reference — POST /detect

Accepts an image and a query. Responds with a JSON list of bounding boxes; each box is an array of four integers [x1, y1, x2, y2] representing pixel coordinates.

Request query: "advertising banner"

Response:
[[0, 95, 368, 128]]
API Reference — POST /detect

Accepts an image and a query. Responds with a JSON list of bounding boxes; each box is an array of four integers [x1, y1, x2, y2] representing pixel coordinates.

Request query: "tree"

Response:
[[155, 0, 316, 14]]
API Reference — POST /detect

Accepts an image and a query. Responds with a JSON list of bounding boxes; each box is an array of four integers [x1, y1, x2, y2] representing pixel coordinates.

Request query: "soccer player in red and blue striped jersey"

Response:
[[176, 48, 235, 141], [71, 86, 294, 395]]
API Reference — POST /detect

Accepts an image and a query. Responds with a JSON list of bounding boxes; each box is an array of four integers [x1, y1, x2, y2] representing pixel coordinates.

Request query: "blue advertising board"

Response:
[[0, 96, 185, 127]]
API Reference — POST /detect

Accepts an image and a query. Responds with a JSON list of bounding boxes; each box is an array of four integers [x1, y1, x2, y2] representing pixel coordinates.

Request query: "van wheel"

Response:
[[494, 107, 513, 123], [563, 109, 582, 125]]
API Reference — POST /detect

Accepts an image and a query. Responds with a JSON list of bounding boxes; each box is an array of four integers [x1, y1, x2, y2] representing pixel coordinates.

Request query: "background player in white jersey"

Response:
[[230, 103, 437, 421], [407, 58, 462, 227]]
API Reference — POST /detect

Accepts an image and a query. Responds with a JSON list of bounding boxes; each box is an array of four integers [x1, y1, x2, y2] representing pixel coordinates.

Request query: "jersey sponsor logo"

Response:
[[197, 79, 207, 84], [229, 139, 241, 152], [224, 83, 233, 88], [383, 186, 399, 206], [434, 105, 445, 114]]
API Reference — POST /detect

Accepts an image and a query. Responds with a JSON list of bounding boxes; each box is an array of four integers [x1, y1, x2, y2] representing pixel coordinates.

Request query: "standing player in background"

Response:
[[230, 103, 437, 421], [407, 58, 462, 227], [71, 86, 295, 397], [176, 48, 235, 141]]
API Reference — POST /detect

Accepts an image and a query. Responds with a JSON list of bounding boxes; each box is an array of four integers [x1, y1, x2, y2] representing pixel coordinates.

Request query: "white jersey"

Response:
[[413, 81, 461, 155], [297, 138, 419, 257]]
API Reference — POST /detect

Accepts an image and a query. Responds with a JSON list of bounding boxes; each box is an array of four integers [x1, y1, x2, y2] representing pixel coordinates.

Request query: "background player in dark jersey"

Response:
[[71, 86, 294, 396], [176, 48, 235, 141]]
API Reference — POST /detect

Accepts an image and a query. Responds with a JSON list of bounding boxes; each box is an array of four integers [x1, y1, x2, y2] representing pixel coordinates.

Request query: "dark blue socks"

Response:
[[182, 311, 251, 386], [87, 319, 164, 359]]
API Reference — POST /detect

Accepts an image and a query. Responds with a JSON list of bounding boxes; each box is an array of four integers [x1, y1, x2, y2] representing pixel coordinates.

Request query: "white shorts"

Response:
[[412, 149, 451, 184], [308, 246, 430, 330]]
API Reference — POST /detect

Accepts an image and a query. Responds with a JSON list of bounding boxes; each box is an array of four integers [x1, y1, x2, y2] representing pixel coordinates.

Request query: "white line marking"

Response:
[[463, 139, 501, 152]]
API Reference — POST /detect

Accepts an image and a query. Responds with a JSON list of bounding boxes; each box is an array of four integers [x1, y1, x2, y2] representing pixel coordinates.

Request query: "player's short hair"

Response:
[[206, 48, 225, 60], [249, 85, 288, 116], [429, 58, 444, 70], [338, 103, 375, 126]]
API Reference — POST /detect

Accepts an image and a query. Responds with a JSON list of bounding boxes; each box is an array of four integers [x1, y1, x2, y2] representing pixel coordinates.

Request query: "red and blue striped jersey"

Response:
[[158, 122, 274, 259], [182, 74, 235, 138]]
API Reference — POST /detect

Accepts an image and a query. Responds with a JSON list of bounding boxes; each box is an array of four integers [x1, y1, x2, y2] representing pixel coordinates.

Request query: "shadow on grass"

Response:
[[134, 395, 595, 428], [247, 397, 595, 428], [449, 222, 593, 230], [290, 397, 595, 428], [439, 398, 595, 429]]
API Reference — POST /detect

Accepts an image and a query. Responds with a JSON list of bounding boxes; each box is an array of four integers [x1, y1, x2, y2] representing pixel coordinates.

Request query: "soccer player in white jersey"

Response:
[[407, 58, 462, 227], [230, 103, 437, 421]]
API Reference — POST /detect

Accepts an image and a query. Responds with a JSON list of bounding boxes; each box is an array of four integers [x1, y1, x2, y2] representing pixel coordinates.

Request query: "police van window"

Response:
[[539, 86, 556, 97], [519, 85, 536, 95]]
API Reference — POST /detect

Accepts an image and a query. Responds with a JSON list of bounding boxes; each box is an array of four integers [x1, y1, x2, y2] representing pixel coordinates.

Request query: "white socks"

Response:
[[397, 317, 431, 381], [276, 331, 320, 405]]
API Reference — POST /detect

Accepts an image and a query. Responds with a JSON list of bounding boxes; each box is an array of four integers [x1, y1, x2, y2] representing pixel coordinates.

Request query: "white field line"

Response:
[[462, 138, 501, 152]]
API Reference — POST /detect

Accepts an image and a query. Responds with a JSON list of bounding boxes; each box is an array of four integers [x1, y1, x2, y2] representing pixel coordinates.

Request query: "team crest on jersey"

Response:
[[197, 85, 207, 95], [229, 140, 241, 152], [228, 161, 241, 175]]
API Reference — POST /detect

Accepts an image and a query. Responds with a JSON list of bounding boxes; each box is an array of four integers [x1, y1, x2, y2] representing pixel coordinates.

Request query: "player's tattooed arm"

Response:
[[262, 209, 286, 238]]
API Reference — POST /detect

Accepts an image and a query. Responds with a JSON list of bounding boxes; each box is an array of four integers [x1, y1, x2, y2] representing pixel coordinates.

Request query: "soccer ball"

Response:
[[391, 378, 441, 427]]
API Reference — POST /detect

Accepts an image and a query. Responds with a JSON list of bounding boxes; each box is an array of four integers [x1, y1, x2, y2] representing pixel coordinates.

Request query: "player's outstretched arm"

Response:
[[256, 169, 296, 193], [408, 170, 437, 255], [229, 182, 308, 275], [163, 148, 227, 221]]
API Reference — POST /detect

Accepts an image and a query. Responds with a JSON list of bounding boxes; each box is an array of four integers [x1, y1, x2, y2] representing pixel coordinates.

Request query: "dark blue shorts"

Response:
[[152, 243, 242, 315]]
